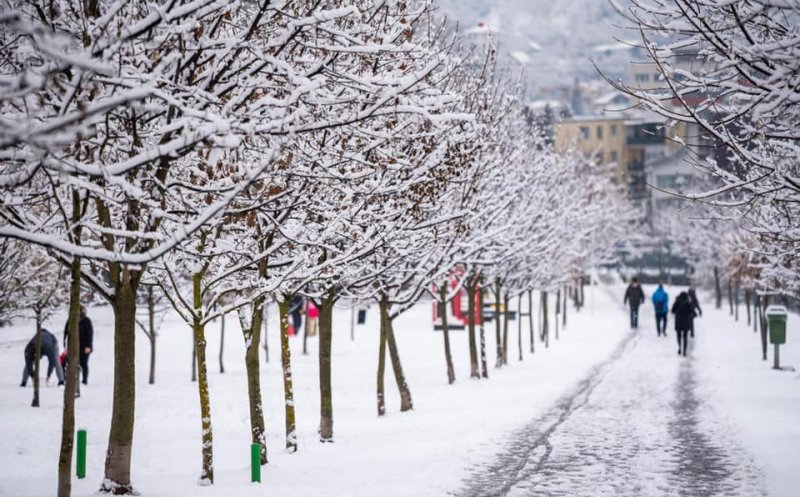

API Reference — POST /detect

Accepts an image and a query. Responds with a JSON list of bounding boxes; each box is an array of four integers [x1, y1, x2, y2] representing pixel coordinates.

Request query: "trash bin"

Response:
[[766, 305, 787, 345]]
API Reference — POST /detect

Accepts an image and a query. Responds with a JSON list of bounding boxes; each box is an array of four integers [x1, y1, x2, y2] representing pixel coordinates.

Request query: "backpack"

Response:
[[653, 291, 667, 313]]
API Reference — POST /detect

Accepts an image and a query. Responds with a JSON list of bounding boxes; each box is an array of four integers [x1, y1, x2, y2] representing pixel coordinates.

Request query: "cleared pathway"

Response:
[[456, 324, 766, 497]]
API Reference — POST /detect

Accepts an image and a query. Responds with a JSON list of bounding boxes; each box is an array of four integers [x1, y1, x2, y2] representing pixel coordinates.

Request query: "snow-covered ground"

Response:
[[0, 284, 798, 496]]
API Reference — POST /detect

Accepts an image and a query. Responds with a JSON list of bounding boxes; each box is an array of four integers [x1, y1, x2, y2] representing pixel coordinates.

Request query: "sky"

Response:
[[437, 0, 634, 92]]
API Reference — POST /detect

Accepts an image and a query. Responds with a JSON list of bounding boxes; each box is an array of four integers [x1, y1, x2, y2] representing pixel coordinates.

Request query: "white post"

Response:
[[350, 303, 355, 341]]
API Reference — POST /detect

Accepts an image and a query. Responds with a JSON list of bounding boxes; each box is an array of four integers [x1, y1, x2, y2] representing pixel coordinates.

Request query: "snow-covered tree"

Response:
[[614, 0, 800, 297]]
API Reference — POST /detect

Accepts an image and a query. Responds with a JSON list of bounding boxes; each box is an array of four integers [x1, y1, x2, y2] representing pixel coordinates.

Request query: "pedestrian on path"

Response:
[[306, 301, 319, 337], [652, 284, 669, 336], [687, 288, 702, 338], [63, 306, 93, 385], [623, 277, 645, 329], [20, 329, 64, 387], [289, 294, 304, 335], [671, 291, 694, 356]]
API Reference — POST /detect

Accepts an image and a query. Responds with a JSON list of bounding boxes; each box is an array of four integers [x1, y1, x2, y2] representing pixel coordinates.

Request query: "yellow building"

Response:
[[554, 116, 628, 183]]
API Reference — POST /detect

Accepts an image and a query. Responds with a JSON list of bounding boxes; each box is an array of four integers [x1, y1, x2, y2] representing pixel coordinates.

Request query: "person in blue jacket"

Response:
[[652, 284, 669, 336]]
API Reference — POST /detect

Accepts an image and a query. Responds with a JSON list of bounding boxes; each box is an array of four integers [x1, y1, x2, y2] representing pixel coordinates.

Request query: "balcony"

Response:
[[626, 123, 665, 146]]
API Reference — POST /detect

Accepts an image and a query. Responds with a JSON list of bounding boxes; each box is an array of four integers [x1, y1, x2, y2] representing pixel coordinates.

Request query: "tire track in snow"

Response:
[[454, 325, 766, 497], [454, 326, 641, 497]]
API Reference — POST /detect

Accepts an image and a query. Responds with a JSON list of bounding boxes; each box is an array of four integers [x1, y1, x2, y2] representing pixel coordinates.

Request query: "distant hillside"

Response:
[[437, 0, 634, 94]]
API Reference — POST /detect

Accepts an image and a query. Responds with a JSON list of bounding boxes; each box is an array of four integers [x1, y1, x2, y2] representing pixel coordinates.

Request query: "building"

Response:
[[554, 114, 695, 210]]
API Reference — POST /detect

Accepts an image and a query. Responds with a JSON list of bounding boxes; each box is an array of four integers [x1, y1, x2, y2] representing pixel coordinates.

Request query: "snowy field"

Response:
[[1, 284, 799, 497]]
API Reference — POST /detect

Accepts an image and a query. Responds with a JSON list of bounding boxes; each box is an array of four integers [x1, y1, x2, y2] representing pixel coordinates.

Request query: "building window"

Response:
[[635, 73, 649, 82], [656, 175, 677, 188], [579, 126, 589, 140], [611, 125, 617, 136], [610, 151, 618, 163], [597, 126, 603, 139]]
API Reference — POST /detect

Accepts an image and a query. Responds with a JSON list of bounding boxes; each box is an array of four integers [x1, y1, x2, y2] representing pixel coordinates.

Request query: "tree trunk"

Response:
[[494, 279, 503, 368], [542, 291, 549, 348], [32, 311, 42, 408], [147, 287, 156, 385], [728, 279, 734, 315], [438, 286, 455, 384], [318, 291, 335, 442], [528, 290, 535, 354], [517, 293, 523, 362], [478, 287, 488, 379], [579, 278, 585, 311], [753, 293, 758, 332], [745, 288, 751, 326], [278, 298, 297, 452], [377, 297, 389, 416], [303, 297, 309, 355], [502, 292, 510, 364], [191, 340, 197, 382], [759, 295, 770, 361], [563, 285, 567, 328], [218, 311, 225, 374], [192, 317, 214, 483], [386, 315, 413, 411], [101, 279, 138, 494], [714, 266, 722, 309], [239, 300, 267, 465], [555, 289, 561, 340], [466, 280, 479, 378], [192, 273, 214, 484], [734, 285, 740, 322], [57, 255, 82, 497], [262, 306, 269, 363]]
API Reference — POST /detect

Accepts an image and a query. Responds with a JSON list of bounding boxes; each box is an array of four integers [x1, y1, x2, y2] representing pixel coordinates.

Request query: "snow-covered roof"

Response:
[[592, 41, 637, 53], [593, 91, 630, 106], [465, 22, 499, 35], [511, 51, 531, 65]]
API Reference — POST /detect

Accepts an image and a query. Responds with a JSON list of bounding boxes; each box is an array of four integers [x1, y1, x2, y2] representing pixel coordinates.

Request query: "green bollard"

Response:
[[76, 429, 87, 479], [250, 444, 261, 483]]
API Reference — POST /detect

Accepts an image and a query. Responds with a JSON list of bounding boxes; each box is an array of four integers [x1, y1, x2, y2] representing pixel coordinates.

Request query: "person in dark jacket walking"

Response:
[[20, 328, 65, 386], [289, 294, 304, 335], [64, 306, 94, 385], [671, 292, 695, 356], [687, 288, 702, 338], [623, 277, 646, 328]]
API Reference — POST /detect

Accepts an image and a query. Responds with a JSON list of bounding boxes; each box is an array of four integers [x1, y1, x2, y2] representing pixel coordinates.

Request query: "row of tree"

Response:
[[0, 1, 628, 495]]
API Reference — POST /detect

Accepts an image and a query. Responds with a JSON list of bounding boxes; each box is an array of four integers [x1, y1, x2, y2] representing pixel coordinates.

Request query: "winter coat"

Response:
[[289, 295, 304, 315], [688, 290, 702, 317], [24, 329, 59, 359], [624, 284, 645, 308], [64, 314, 93, 350], [652, 287, 669, 315], [307, 302, 319, 319], [671, 295, 695, 331]]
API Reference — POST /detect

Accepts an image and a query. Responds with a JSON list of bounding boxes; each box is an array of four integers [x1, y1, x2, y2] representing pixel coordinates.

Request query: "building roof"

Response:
[[562, 115, 627, 123]]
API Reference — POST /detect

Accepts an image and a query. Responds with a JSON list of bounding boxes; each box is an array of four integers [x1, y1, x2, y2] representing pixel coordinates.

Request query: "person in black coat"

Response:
[[671, 292, 695, 356], [687, 288, 702, 338], [21, 328, 65, 386], [288, 294, 304, 334], [64, 306, 94, 385], [623, 277, 646, 328]]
